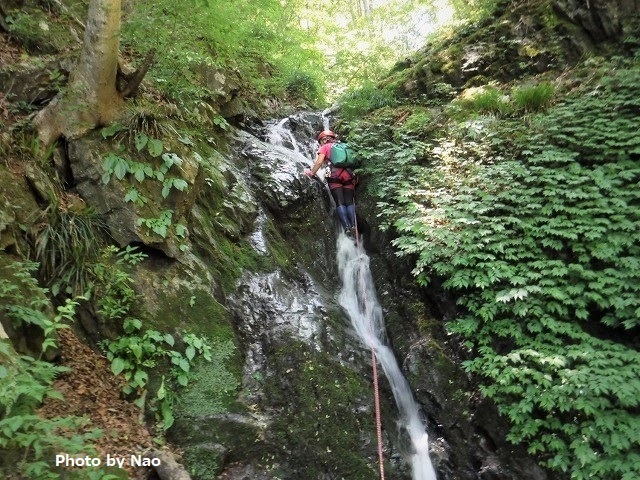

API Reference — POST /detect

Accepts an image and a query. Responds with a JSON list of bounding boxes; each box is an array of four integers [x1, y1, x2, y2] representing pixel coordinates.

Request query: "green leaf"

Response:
[[162, 152, 183, 168], [147, 139, 164, 157], [135, 132, 149, 152], [161, 399, 174, 430], [114, 159, 129, 180], [101, 122, 125, 139], [175, 224, 188, 237], [134, 167, 145, 182], [111, 357, 126, 376], [172, 178, 189, 191], [124, 188, 139, 203], [157, 377, 166, 400], [179, 358, 190, 372], [177, 374, 189, 387], [185, 345, 195, 361]]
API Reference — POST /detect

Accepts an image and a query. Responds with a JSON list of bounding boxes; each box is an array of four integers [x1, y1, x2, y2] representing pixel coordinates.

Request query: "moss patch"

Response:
[[263, 341, 377, 479], [173, 340, 240, 419], [151, 286, 234, 341]]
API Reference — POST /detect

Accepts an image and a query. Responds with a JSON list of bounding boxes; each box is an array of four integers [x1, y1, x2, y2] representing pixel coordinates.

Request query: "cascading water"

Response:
[[337, 235, 438, 480], [265, 115, 438, 479]]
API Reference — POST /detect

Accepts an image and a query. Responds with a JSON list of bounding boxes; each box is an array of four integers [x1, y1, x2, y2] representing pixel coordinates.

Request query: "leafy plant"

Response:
[[136, 209, 174, 238], [91, 246, 214, 430], [31, 201, 107, 296], [90, 245, 145, 323], [100, 133, 191, 242], [0, 262, 114, 480], [354, 58, 640, 479], [102, 315, 213, 431]]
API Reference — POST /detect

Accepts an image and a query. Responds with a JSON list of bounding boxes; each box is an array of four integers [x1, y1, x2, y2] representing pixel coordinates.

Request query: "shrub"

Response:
[[0, 261, 115, 480], [282, 70, 324, 106], [357, 58, 640, 479]]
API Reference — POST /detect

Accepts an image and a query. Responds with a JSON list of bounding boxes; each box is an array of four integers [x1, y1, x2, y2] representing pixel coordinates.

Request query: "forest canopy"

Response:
[[118, 0, 465, 108]]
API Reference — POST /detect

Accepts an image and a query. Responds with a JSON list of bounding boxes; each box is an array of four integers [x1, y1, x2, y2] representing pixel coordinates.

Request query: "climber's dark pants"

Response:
[[330, 186, 356, 230], [330, 186, 354, 207]]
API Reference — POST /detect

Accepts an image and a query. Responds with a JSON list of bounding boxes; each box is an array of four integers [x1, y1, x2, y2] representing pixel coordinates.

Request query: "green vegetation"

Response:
[[338, 82, 399, 123], [91, 246, 224, 431], [427, 81, 554, 118], [31, 201, 107, 296], [121, 0, 325, 109], [100, 123, 191, 245], [0, 262, 117, 480], [348, 55, 640, 479], [3, 0, 640, 478], [512, 82, 555, 112]]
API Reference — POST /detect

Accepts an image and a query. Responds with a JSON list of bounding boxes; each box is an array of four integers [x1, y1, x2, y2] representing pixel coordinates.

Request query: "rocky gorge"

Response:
[[1, 0, 639, 479]]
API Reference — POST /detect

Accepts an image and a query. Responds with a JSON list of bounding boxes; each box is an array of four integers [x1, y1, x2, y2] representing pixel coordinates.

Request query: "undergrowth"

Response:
[[0, 261, 117, 480], [91, 246, 234, 433], [350, 56, 640, 479]]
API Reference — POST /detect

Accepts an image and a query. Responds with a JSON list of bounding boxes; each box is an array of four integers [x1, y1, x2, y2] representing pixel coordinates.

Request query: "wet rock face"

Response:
[[162, 116, 389, 480]]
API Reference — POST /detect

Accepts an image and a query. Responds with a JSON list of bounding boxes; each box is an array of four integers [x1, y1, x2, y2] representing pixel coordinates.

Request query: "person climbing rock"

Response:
[[305, 130, 357, 236]]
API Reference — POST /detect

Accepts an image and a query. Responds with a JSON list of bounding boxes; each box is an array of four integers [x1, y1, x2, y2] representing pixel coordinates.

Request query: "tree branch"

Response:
[[119, 48, 156, 98]]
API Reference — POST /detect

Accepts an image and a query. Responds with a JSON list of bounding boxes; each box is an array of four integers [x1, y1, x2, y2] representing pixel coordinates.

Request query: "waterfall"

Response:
[[264, 115, 437, 479], [266, 118, 303, 153], [337, 234, 438, 480]]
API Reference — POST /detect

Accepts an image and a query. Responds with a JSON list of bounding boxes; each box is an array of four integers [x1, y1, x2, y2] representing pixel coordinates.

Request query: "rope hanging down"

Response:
[[353, 209, 386, 480]]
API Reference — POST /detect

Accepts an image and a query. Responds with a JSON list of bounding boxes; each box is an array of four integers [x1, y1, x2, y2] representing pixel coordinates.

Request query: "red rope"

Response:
[[354, 212, 386, 480], [371, 349, 386, 480]]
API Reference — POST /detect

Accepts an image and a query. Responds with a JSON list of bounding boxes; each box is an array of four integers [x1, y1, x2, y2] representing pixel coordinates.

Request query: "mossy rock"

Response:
[[263, 341, 378, 479], [149, 284, 236, 344], [0, 165, 40, 253], [181, 444, 225, 480], [4, 4, 83, 54], [169, 408, 265, 480]]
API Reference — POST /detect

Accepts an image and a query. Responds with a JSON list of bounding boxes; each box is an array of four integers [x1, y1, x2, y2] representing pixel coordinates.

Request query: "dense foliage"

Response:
[[348, 55, 640, 479], [121, 0, 326, 108], [0, 262, 114, 480], [119, 0, 451, 107]]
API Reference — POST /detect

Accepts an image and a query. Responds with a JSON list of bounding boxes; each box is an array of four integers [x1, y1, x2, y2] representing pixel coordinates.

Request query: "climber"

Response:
[[305, 130, 357, 236]]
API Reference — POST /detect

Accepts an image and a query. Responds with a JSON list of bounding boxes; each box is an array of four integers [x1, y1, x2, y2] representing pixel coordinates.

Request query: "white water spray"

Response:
[[267, 118, 302, 153], [337, 234, 437, 480]]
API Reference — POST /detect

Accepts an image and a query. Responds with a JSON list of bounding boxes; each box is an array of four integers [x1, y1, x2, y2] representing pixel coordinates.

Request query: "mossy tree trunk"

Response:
[[35, 0, 123, 146]]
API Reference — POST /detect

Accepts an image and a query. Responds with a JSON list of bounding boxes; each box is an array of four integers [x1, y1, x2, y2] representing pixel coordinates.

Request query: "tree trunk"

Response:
[[35, 0, 124, 146]]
